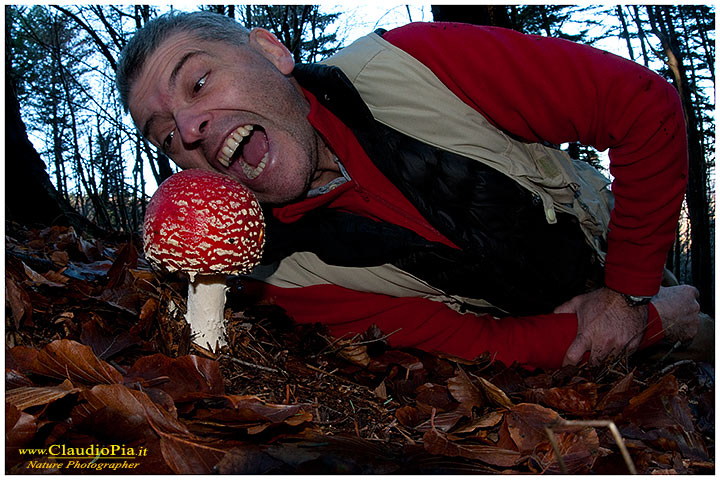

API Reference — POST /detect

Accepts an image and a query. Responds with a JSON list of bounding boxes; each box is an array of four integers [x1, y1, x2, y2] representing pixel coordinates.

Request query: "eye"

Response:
[[193, 73, 207, 94], [162, 130, 175, 152]]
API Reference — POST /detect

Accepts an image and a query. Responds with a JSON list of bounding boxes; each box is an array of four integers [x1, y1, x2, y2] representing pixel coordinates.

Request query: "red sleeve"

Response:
[[243, 280, 664, 370], [383, 22, 688, 297]]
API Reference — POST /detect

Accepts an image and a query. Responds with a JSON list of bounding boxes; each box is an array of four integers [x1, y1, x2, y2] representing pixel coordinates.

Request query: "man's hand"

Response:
[[554, 287, 647, 366], [651, 285, 700, 343]]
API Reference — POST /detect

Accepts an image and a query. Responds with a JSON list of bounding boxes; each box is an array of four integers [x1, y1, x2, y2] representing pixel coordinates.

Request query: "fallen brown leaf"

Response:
[[72, 384, 189, 443], [395, 405, 421, 428], [160, 435, 229, 474], [222, 395, 313, 424], [105, 241, 139, 289], [537, 427, 600, 473], [5, 276, 30, 328], [337, 342, 370, 367], [527, 383, 597, 415], [622, 375, 694, 431], [5, 403, 38, 465], [50, 250, 70, 266], [447, 367, 484, 414], [6, 402, 38, 447], [415, 383, 459, 415], [187, 396, 313, 436], [597, 370, 638, 413], [125, 354, 225, 401], [452, 410, 504, 434], [7, 345, 39, 373], [6, 379, 80, 410], [423, 412, 521, 467], [368, 350, 423, 373], [415, 410, 467, 433], [22, 262, 65, 287], [476, 376, 514, 409], [505, 403, 599, 474], [80, 315, 145, 359], [6, 368, 34, 389], [26, 339, 124, 385]]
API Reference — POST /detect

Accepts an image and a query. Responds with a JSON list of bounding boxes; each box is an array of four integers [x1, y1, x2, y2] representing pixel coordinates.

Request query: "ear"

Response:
[[248, 28, 295, 75]]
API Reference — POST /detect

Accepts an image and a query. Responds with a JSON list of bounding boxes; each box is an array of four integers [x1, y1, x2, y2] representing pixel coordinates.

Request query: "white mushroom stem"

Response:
[[185, 273, 228, 351]]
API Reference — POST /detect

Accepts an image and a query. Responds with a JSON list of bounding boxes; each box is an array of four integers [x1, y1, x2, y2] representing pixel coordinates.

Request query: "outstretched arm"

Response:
[[243, 280, 671, 369], [383, 23, 688, 363]]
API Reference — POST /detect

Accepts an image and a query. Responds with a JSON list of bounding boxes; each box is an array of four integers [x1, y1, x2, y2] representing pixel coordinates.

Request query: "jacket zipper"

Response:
[[351, 180, 457, 248]]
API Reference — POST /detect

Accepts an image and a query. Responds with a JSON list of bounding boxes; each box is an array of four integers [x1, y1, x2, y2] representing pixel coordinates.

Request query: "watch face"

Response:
[[624, 294, 652, 306]]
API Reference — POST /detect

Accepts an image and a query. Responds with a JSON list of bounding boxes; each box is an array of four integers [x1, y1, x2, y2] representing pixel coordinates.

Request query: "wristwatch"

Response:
[[620, 293, 653, 307]]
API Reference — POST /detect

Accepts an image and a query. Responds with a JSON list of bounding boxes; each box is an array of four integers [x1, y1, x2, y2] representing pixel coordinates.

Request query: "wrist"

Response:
[[606, 287, 653, 308]]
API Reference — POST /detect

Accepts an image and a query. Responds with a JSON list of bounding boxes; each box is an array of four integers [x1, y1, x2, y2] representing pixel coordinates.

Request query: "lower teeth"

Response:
[[242, 153, 268, 180]]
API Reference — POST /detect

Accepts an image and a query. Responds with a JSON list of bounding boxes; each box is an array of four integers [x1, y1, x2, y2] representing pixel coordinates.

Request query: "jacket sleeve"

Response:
[[243, 280, 664, 369], [383, 22, 688, 297]]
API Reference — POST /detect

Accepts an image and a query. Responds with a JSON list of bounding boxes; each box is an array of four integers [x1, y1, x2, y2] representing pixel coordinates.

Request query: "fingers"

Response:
[[565, 332, 640, 366], [562, 336, 589, 366]]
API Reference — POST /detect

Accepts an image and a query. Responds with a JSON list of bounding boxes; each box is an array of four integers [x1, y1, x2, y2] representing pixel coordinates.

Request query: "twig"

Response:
[[544, 426, 568, 474], [348, 327, 402, 346], [314, 328, 402, 358], [219, 354, 282, 374], [546, 419, 637, 474], [390, 422, 417, 445], [304, 363, 363, 387], [658, 340, 683, 364], [659, 359, 695, 377], [607, 367, 648, 387]]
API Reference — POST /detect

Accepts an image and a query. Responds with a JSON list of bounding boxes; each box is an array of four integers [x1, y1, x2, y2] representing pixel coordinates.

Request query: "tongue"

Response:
[[242, 129, 269, 167]]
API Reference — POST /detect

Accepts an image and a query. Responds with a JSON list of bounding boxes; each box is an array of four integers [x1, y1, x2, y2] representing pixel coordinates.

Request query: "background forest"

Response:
[[5, 4, 715, 314]]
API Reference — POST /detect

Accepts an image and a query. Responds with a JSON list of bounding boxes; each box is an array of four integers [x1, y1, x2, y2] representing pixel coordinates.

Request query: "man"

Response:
[[117, 11, 700, 368]]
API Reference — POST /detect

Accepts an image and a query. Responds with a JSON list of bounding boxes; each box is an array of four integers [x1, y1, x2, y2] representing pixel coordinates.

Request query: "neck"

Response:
[[310, 139, 342, 190]]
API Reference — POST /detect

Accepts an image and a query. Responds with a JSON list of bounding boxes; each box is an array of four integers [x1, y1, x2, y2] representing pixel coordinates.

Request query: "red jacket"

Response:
[[246, 23, 686, 369]]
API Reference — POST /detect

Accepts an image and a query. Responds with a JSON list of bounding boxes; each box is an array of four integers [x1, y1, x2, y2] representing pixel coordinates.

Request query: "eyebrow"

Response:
[[141, 50, 205, 141], [169, 51, 204, 89]]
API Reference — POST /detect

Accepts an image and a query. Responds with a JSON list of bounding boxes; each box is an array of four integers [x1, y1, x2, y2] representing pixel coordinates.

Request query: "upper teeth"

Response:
[[217, 125, 253, 167]]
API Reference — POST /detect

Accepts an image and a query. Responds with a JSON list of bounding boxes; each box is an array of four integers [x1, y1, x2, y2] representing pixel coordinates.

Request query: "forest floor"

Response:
[[5, 222, 715, 474]]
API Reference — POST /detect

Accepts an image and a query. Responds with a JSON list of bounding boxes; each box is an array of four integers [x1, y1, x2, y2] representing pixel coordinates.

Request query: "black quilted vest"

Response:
[[260, 62, 604, 316]]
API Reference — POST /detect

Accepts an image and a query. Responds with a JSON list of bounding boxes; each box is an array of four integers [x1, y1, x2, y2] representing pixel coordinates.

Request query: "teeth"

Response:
[[217, 124, 253, 167], [242, 152, 268, 180], [222, 145, 234, 157]]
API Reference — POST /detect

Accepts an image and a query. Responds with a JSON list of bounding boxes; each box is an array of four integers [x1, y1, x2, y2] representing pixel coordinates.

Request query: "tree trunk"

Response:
[[616, 6, 635, 60], [5, 68, 100, 235], [693, 6, 714, 88], [631, 6, 651, 67]]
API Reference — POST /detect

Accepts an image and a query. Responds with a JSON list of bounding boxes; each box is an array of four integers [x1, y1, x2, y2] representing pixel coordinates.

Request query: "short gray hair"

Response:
[[116, 11, 250, 112]]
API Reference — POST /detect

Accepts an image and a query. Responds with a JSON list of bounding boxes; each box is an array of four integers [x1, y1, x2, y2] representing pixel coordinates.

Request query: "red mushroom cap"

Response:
[[143, 169, 265, 277]]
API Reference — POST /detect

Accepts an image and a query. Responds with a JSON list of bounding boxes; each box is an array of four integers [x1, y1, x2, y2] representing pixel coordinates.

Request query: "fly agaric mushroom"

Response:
[[143, 169, 265, 350]]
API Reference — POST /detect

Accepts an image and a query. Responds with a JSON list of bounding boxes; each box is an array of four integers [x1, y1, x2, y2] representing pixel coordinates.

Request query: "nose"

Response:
[[175, 108, 211, 145]]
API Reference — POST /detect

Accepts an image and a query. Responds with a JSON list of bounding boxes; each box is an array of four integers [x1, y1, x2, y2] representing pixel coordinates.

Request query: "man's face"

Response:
[[128, 29, 321, 204]]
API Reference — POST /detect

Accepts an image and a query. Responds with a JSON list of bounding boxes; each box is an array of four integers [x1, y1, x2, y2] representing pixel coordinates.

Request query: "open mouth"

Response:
[[216, 125, 269, 180]]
